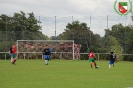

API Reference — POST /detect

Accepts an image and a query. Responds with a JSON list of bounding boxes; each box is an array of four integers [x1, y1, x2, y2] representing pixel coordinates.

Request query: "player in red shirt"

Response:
[[88, 52, 98, 68], [12, 45, 17, 65]]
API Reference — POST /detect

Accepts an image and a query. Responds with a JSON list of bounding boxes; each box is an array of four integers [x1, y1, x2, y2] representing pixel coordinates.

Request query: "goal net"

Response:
[[17, 40, 81, 60]]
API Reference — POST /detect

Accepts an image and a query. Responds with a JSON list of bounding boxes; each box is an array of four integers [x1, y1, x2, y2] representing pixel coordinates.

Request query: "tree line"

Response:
[[0, 11, 133, 61]]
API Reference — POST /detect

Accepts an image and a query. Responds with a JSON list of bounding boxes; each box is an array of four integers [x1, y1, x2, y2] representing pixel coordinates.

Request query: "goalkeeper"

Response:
[[43, 45, 51, 65], [88, 52, 98, 68]]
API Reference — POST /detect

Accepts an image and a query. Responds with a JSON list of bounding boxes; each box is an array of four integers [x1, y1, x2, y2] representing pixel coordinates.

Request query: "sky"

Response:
[[0, 0, 133, 37]]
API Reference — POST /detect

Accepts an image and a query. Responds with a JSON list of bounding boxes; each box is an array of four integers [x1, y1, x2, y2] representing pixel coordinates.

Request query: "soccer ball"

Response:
[[97, 66, 99, 68]]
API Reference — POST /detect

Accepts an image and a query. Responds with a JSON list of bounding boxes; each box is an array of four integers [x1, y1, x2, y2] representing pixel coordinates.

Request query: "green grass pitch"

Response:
[[0, 59, 133, 88]]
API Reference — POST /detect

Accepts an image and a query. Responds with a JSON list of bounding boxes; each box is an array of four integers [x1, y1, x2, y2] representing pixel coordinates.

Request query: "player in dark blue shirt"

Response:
[[109, 52, 116, 68], [9, 45, 13, 63], [43, 45, 51, 65]]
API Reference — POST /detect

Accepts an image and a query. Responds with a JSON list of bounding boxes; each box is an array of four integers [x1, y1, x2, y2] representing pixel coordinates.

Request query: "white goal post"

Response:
[[16, 40, 76, 60]]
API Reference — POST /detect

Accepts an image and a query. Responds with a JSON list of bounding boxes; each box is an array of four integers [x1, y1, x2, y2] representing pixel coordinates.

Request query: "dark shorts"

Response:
[[10, 54, 13, 58], [44, 55, 50, 60], [109, 60, 115, 64]]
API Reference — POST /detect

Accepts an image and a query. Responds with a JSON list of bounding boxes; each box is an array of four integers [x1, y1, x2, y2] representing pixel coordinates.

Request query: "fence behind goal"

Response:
[[17, 40, 81, 60]]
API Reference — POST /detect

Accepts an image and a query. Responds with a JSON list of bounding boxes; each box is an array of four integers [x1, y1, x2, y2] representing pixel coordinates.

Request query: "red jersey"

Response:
[[88, 52, 95, 58], [12, 45, 17, 54]]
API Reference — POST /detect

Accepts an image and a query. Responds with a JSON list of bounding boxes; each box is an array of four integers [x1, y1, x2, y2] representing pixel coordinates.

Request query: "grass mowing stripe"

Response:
[[0, 60, 133, 88]]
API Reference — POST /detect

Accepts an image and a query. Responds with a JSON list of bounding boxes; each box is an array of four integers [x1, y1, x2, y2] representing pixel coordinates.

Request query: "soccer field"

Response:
[[0, 60, 133, 88]]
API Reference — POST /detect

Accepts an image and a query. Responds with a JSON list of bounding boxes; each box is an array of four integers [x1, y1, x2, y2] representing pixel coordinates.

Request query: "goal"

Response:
[[16, 40, 78, 60]]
